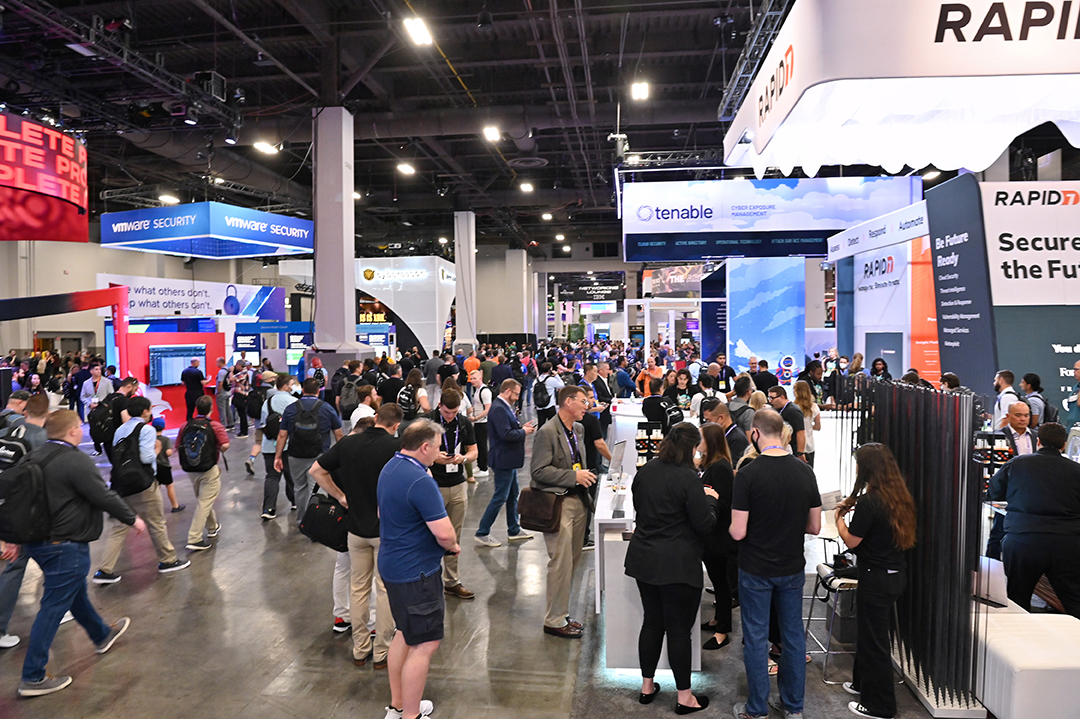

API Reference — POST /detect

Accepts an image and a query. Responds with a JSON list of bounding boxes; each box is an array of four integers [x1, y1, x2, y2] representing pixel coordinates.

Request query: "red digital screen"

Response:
[[0, 112, 88, 211]]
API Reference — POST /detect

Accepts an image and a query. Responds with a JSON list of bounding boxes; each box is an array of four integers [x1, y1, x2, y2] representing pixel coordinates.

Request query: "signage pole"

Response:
[[109, 284, 130, 378]]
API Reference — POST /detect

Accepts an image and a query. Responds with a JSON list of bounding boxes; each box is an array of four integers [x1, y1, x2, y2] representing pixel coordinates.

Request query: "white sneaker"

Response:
[[842, 682, 860, 695], [848, 702, 889, 719], [474, 534, 501, 548], [0, 633, 20, 649], [385, 700, 434, 719], [473, 469, 489, 478], [507, 530, 534, 542], [60, 611, 75, 624]]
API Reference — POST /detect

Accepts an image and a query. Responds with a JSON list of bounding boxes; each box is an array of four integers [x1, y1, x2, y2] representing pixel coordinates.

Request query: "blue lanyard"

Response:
[[395, 452, 428, 472], [562, 422, 581, 464]]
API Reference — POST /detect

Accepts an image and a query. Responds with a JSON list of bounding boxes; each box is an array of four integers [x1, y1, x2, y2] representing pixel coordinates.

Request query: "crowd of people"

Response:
[[3, 339, 1079, 719]]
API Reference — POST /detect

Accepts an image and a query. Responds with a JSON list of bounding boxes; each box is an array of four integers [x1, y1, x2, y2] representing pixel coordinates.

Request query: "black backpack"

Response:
[[511, 362, 525, 385], [0, 409, 18, 432], [0, 426, 33, 472], [220, 370, 231, 392], [339, 376, 362, 419], [330, 367, 350, 397], [533, 376, 552, 408], [263, 397, 283, 438], [178, 418, 219, 473], [397, 385, 419, 420], [311, 367, 326, 389], [731, 403, 754, 428], [246, 385, 269, 420], [87, 397, 116, 444], [110, 422, 156, 497], [0, 443, 67, 544], [658, 397, 684, 434], [289, 398, 325, 458]]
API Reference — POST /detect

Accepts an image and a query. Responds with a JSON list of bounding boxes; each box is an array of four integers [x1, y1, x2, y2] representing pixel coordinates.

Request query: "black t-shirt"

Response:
[[663, 384, 701, 410], [752, 371, 779, 391], [181, 366, 205, 395], [315, 427, 400, 537], [436, 364, 458, 385], [715, 366, 737, 393], [427, 410, 476, 487], [731, 454, 821, 577], [377, 377, 405, 407], [778, 402, 806, 454], [846, 492, 906, 571], [580, 410, 603, 471], [642, 395, 667, 425], [106, 392, 129, 430]]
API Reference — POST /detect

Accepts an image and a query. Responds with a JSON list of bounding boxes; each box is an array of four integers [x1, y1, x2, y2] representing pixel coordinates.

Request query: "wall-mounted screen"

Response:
[[149, 344, 206, 386]]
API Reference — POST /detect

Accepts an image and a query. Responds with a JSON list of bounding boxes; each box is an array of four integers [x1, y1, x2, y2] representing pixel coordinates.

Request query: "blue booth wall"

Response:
[[727, 257, 806, 381]]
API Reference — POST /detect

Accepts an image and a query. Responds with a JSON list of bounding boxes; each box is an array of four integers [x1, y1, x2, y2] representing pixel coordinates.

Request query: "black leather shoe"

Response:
[[543, 623, 583, 639], [675, 695, 709, 714], [639, 685, 661, 705], [703, 635, 731, 650]]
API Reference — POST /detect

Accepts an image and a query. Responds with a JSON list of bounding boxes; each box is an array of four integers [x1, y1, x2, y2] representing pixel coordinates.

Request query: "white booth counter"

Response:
[[609, 397, 647, 453]]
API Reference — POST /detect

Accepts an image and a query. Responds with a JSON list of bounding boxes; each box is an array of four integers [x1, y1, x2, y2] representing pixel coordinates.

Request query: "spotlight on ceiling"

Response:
[[353, 191, 362, 200], [254, 141, 279, 154], [477, 8, 493, 29], [183, 106, 199, 126], [438, 236, 449, 244], [213, 177, 225, 185], [404, 18, 433, 46], [923, 169, 941, 180], [541, 212, 553, 221], [397, 163, 416, 175], [626, 154, 642, 165], [483, 125, 501, 142], [631, 82, 649, 100], [562, 245, 571, 252], [520, 182, 534, 192], [555, 234, 565, 240], [224, 128, 238, 145], [159, 193, 181, 205]]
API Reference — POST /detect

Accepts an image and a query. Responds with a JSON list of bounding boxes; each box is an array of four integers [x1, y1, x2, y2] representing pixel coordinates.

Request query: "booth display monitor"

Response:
[[148, 345, 206, 386]]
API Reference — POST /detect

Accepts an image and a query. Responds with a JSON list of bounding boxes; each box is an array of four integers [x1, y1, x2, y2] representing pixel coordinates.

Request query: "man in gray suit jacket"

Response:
[[530, 384, 596, 639]]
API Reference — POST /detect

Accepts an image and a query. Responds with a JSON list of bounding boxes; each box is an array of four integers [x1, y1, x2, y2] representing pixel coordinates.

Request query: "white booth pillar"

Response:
[[312, 106, 367, 353], [534, 272, 547, 339], [553, 283, 562, 338], [453, 211, 478, 350], [505, 249, 530, 336]]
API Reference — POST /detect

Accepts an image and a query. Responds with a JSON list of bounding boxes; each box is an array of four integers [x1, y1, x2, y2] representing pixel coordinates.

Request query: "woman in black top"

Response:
[[869, 358, 892, 381], [697, 422, 736, 651], [835, 443, 917, 719], [625, 423, 719, 714], [663, 369, 701, 410]]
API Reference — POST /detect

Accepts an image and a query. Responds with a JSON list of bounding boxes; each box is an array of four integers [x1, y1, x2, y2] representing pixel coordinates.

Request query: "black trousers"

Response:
[[536, 405, 556, 428], [231, 394, 249, 435], [1003, 532, 1080, 618], [636, 580, 701, 690], [262, 451, 295, 513], [986, 513, 1005, 560], [702, 544, 734, 633], [474, 422, 489, 471], [185, 393, 201, 421], [852, 567, 906, 719]]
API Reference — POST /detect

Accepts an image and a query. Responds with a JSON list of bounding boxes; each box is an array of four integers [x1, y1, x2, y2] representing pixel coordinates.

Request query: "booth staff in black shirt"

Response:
[[988, 422, 1080, 619], [427, 389, 478, 600], [767, 386, 807, 461], [580, 384, 612, 549], [309, 403, 403, 669], [180, 358, 209, 421], [836, 443, 917, 719]]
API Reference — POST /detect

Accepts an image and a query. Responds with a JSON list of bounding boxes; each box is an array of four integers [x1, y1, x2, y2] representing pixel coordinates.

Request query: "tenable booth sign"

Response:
[[722, 0, 1080, 177], [101, 201, 313, 260]]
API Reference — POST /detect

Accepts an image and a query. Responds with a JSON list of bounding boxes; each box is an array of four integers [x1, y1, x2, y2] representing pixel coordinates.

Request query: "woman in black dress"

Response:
[[625, 423, 719, 714], [835, 443, 917, 719], [697, 422, 736, 651]]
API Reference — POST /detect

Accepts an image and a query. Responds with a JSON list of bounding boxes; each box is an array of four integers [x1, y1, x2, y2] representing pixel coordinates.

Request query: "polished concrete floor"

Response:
[[0, 421, 934, 719]]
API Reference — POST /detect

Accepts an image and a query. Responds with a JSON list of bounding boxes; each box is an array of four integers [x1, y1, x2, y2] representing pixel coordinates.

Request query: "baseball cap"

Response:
[[151, 417, 166, 431]]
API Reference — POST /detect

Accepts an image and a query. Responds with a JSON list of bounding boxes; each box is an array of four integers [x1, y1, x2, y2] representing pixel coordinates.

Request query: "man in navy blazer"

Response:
[[474, 379, 536, 547]]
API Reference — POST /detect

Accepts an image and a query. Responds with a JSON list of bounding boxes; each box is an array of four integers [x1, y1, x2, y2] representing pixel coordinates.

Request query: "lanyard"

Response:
[[440, 416, 459, 454], [562, 421, 580, 464], [394, 452, 428, 472]]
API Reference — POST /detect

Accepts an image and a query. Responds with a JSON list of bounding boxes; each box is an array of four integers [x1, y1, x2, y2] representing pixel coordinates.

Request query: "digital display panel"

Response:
[[148, 344, 206, 386]]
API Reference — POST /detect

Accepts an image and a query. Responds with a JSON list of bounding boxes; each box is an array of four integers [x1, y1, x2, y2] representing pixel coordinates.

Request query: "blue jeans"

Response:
[[21, 542, 111, 683], [0, 552, 30, 635], [475, 468, 522, 537], [739, 569, 807, 717]]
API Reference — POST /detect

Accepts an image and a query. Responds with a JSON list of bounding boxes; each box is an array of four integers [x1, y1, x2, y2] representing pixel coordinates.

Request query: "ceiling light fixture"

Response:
[[541, 212, 553, 221], [213, 177, 225, 185], [555, 234, 565, 240], [483, 125, 501, 142], [562, 245, 571, 252], [397, 163, 416, 175], [353, 191, 362, 200], [923, 169, 941, 180], [404, 18, 433, 46], [438, 237, 448, 244], [254, 141, 279, 154], [587, 270, 593, 274], [626, 154, 642, 165], [224, 129, 238, 145], [183, 106, 199, 126], [477, 7, 493, 29], [631, 82, 649, 100], [159, 194, 181, 205], [520, 182, 534, 192]]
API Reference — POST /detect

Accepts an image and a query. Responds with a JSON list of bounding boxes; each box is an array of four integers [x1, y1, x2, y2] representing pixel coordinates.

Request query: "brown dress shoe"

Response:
[[543, 623, 583, 639], [444, 584, 475, 599], [565, 617, 583, 630], [373, 658, 388, 670], [353, 651, 373, 667]]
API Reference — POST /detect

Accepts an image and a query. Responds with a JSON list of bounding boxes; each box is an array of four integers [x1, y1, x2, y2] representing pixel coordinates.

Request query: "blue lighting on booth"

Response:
[[101, 202, 313, 260]]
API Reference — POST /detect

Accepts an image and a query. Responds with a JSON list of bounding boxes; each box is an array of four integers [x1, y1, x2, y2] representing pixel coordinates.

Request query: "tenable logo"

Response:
[[636, 205, 713, 221]]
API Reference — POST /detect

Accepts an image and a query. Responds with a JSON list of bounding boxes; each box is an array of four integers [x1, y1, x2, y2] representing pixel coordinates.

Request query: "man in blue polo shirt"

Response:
[[378, 419, 460, 719]]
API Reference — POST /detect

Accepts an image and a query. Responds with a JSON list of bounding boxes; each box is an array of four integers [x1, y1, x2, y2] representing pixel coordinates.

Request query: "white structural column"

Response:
[[454, 211, 478, 350], [535, 272, 548, 340], [312, 106, 366, 352], [505, 249, 530, 336], [553, 283, 562, 338]]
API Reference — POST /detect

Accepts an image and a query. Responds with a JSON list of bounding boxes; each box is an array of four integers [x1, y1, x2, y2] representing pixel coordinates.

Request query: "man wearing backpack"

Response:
[[174, 395, 230, 551], [0, 393, 51, 650], [88, 377, 138, 463], [261, 374, 298, 520], [727, 376, 756, 433], [534, 363, 565, 429], [337, 361, 366, 434], [467, 370, 493, 479], [213, 357, 234, 429], [93, 397, 189, 584], [6, 410, 145, 697], [0, 390, 29, 434], [274, 378, 343, 524]]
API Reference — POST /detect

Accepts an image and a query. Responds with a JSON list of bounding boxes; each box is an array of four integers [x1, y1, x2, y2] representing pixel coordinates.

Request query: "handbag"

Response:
[[298, 493, 349, 552], [518, 487, 564, 533]]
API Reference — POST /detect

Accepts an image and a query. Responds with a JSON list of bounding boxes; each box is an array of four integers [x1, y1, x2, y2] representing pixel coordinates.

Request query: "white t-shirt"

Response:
[[471, 385, 493, 423], [349, 403, 376, 424], [690, 388, 725, 419], [803, 403, 821, 453]]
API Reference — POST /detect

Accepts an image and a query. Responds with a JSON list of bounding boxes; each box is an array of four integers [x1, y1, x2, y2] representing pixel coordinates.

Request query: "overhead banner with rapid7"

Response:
[[622, 177, 920, 262]]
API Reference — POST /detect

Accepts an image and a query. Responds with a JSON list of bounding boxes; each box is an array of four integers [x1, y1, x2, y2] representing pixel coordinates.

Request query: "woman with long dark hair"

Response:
[[869, 358, 892, 381], [625, 423, 718, 713], [403, 367, 431, 414], [697, 422, 736, 651], [835, 443, 917, 719]]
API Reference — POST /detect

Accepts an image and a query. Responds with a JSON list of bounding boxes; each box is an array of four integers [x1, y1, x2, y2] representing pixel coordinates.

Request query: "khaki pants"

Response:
[[543, 495, 587, 628], [348, 534, 394, 663], [186, 465, 222, 544], [439, 483, 468, 588], [99, 480, 177, 573]]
